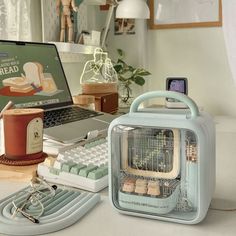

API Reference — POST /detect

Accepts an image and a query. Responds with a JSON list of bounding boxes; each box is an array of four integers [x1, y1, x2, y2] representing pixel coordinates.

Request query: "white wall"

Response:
[[106, 18, 236, 117], [146, 27, 235, 116]]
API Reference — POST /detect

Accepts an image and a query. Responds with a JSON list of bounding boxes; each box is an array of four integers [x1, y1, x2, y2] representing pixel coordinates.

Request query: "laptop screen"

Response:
[[0, 40, 73, 111]]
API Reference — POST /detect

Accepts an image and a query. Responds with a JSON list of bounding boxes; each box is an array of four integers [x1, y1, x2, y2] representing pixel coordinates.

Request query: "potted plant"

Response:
[[112, 49, 151, 106]]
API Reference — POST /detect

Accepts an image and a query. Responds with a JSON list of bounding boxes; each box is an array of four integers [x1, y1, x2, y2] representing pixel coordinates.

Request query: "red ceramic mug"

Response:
[[3, 108, 44, 160]]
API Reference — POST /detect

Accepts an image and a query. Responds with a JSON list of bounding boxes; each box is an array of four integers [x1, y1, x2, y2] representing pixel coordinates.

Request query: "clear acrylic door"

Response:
[[110, 125, 198, 221]]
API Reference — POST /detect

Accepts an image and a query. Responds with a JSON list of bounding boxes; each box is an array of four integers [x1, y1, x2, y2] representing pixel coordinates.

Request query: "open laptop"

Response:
[[0, 40, 116, 143]]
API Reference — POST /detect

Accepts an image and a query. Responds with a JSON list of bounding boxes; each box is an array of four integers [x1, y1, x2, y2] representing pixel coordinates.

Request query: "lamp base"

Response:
[[82, 83, 118, 94]]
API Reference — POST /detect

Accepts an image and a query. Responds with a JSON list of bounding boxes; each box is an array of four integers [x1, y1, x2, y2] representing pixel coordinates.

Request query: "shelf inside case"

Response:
[[119, 177, 180, 215]]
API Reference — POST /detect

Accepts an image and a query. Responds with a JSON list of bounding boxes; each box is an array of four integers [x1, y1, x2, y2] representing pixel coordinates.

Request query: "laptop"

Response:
[[0, 40, 116, 143]]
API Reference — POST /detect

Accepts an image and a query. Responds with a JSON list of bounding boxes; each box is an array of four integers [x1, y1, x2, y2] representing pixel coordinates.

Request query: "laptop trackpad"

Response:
[[44, 119, 109, 143]]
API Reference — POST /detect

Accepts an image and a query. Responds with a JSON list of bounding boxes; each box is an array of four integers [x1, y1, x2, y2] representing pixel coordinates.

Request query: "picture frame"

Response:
[[114, 18, 135, 35], [149, 0, 222, 29]]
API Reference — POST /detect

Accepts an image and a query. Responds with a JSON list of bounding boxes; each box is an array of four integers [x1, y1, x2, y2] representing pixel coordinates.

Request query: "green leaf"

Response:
[[139, 71, 151, 76], [134, 76, 145, 86], [117, 49, 124, 57], [118, 75, 127, 82], [129, 77, 136, 82], [117, 59, 127, 66], [113, 64, 123, 73], [135, 68, 151, 76], [128, 66, 135, 72], [122, 71, 133, 79], [114, 48, 151, 90]]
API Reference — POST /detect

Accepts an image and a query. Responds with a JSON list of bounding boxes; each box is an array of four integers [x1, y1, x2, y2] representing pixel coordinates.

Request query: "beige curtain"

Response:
[[0, 0, 42, 41]]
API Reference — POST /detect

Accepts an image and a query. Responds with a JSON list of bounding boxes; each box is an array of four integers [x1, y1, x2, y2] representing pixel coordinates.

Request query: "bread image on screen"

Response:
[[2, 62, 60, 96], [41, 73, 58, 93], [23, 62, 43, 87], [3, 77, 33, 93]]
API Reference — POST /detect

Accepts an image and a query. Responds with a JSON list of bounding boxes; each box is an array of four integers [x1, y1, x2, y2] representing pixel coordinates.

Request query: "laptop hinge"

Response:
[[86, 130, 99, 140]]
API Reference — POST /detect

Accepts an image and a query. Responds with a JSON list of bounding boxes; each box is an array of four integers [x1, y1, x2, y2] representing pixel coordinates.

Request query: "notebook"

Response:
[[0, 40, 115, 143]]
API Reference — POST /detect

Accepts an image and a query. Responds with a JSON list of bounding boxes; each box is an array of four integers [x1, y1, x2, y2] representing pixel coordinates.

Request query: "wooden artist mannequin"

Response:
[[56, 0, 78, 42]]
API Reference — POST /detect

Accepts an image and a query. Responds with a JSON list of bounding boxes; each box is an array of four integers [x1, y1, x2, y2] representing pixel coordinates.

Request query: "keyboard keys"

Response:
[[61, 162, 77, 172], [54, 160, 63, 170], [43, 106, 102, 128], [121, 177, 162, 197], [50, 168, 60, 175], [147, 180, 161, 196], [100, 165, 108, 175], [87, 168, 104, 180], [122, 178, 136, 193], [70, 163, 87, 175], [135, 179, 148, 195], [44, 157, 55, 167], [38, 136, 108, 192], [79, 165, 98, 177]]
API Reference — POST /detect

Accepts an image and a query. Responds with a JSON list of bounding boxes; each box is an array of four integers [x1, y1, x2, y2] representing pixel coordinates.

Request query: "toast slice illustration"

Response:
[[23, 62, 43, 87], [2, 77, 30, 88]]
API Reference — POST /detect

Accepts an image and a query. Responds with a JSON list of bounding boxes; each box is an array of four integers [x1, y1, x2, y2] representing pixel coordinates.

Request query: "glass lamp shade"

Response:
[[116, 0, 150, 19]]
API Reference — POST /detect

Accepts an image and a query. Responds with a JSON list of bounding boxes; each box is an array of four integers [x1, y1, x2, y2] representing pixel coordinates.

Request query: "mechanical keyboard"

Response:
[[38, 136, 108, 192]]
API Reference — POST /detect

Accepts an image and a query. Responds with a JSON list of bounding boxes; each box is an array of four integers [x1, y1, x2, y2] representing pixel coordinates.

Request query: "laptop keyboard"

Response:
[[37, 136, 108, 192], [43, 106, 101, 128]]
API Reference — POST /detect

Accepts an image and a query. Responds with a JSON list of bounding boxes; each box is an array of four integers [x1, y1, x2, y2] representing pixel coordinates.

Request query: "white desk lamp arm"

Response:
[[101, 1, 119, 49]]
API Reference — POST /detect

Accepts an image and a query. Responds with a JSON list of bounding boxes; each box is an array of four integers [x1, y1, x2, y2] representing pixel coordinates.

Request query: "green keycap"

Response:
[[85, 142, 96, 149], [99, 164, 108, 176], [98, 138, 106, 144], [79, 164, 97, 177], [87, 168, 104, 180], [100, 165, 108, 175], [70, 163, 86, 175], [50, 167, 60, 175], [87, 164, 108, 179], [61, 161, 76, 172]]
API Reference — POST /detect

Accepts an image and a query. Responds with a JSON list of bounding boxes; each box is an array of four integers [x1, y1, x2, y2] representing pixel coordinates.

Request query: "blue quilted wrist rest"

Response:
[[0, 186, 100, 235]]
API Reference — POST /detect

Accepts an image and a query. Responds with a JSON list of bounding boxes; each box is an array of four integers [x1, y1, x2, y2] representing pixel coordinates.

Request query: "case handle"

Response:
[[129, 91, 200, 118]]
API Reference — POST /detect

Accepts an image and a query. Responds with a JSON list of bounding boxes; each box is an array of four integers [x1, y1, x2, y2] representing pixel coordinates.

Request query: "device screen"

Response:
[[167, 78, 187, 94], [166, 78, 187, 102]]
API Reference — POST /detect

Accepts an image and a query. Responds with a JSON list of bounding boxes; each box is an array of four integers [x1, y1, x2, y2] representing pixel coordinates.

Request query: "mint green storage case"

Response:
[[108, 91, 215, 224]]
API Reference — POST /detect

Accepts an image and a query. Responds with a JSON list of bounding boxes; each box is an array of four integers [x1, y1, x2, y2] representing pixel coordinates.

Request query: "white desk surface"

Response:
[[0, 116, 236, 236]]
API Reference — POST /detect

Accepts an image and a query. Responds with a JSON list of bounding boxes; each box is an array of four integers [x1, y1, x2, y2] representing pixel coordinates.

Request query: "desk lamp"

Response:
[[101, 0, 150, 48]]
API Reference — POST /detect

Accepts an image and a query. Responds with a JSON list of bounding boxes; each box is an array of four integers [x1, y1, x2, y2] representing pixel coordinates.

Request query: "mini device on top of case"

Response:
[[166, 77, 188, 108]]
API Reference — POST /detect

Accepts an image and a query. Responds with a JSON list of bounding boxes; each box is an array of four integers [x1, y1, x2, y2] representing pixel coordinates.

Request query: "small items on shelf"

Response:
[[56, 0, 80, 43], [78, 30, 101, 47]]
